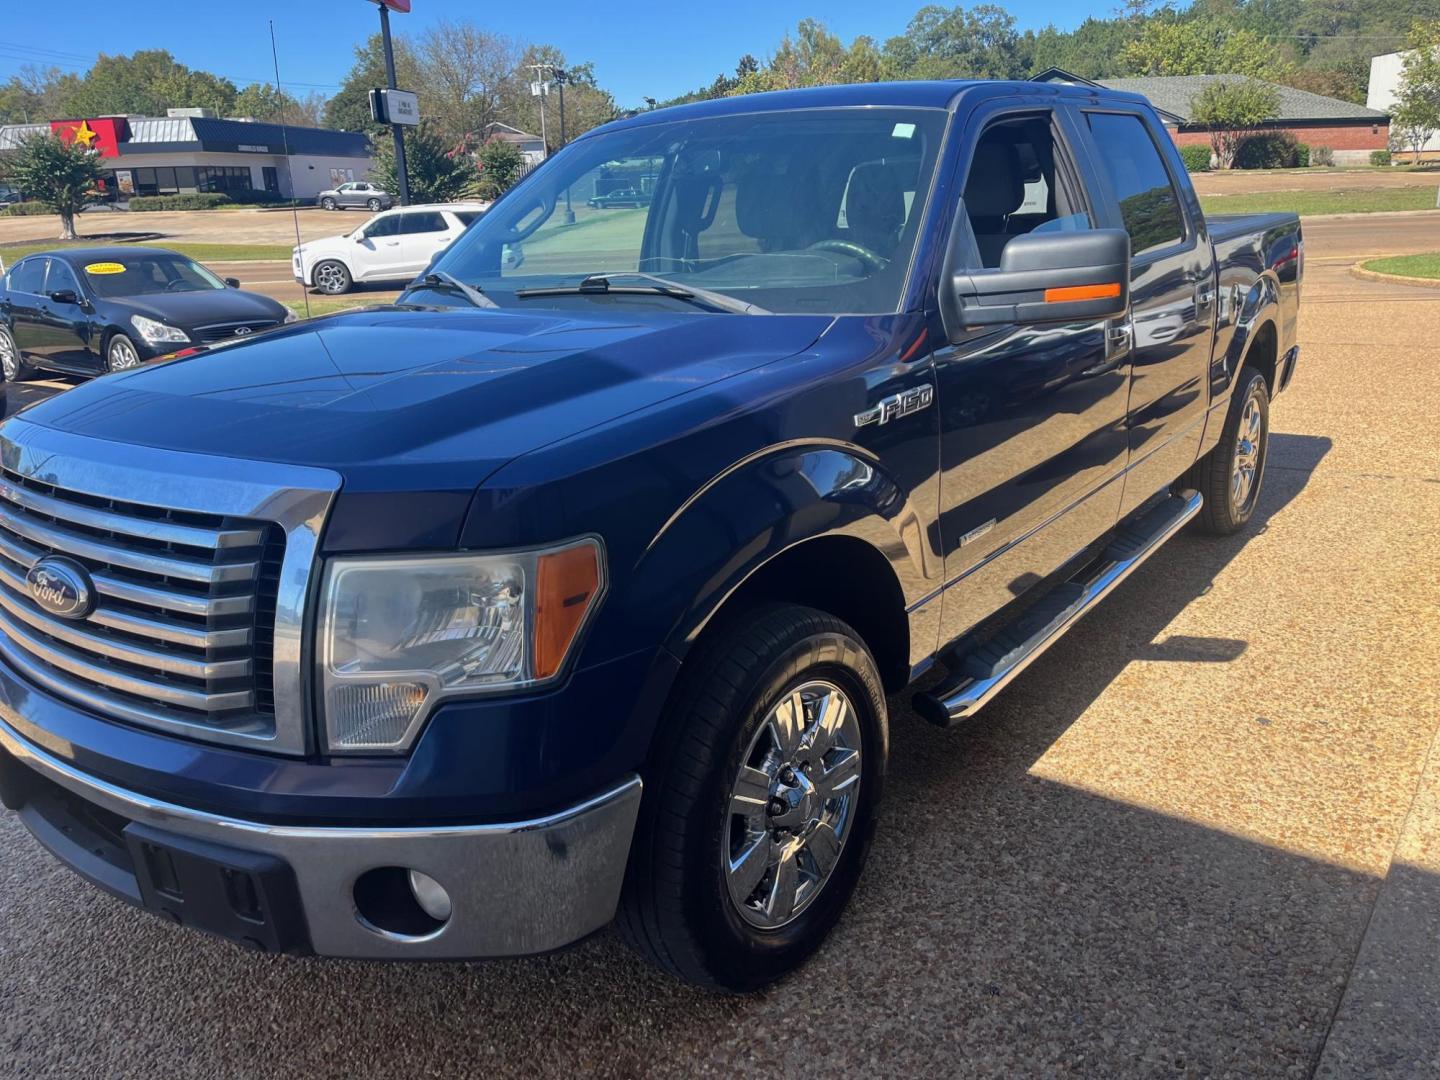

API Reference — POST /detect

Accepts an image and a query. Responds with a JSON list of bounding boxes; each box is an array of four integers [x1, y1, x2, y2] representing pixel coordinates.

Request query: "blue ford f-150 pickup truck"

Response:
[[0, 80, 1299, 991]]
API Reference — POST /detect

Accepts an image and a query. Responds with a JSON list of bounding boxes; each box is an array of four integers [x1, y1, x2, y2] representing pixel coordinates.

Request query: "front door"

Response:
[[262, 167, 280, 195], [933, 105, 1132, 644], [6, 258, 51, 360], [354, 212, 403, 280], [35, 260, 100, 370], [1081, 109, 1215, 516]]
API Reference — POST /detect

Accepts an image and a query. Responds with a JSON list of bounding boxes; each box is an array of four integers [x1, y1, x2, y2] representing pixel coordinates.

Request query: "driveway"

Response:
[[1, 215, 1438, 1078]]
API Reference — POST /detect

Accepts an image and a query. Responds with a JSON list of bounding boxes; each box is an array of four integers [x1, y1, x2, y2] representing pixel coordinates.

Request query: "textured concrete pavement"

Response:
[[1, 214, 1439, 1078]]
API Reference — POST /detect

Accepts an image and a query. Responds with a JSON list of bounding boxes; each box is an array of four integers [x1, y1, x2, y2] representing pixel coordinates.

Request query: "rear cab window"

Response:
[[1083, 111, 1188, 258]]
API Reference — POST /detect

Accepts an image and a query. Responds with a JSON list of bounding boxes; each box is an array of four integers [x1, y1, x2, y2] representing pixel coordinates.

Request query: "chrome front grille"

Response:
[[0, 419, 340, 756]]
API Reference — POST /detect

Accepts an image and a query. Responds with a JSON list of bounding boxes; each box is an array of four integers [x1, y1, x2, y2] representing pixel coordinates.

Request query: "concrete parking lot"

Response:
[[1, 214, 1438, 1078]]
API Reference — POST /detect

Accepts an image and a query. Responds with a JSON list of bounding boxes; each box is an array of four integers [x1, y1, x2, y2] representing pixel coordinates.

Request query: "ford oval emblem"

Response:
[[26, 557, 94, 620]]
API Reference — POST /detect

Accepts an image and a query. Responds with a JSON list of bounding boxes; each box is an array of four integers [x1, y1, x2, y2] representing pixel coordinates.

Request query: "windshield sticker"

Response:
[[891, 123, 916, 139], [84, 262, 126, 275]]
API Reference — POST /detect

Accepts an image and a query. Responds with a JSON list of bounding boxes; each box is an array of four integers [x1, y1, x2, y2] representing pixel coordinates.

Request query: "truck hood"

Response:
[[16, 305, 832, 495]]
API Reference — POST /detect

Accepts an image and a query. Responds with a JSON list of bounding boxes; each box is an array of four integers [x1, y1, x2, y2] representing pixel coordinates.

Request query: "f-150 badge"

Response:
[[855, 384, 933, 429]]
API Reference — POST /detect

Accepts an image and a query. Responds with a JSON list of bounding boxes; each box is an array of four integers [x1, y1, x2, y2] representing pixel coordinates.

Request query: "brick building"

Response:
[[1033, 69, 1389, 165]]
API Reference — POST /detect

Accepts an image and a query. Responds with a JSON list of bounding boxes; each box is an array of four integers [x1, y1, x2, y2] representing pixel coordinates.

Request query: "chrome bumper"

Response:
[[0, 717, 642, 959]]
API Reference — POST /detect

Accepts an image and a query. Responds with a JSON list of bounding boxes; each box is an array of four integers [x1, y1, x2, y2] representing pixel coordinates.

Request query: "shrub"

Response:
[[1234, 131, 1301, 169], [1313, 145, 1335, 167], [0, 200, 52, 216], [1370, 149, 1393, 166], [225, 189, 288, 205], [1179, 144, 1212, 172], [1295, 143, 1310, 167], [127, 193, 231, 212]]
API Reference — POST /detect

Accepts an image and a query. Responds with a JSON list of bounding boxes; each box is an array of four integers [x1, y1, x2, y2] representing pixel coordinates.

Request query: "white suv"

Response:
[[292, 203, 489, 295]]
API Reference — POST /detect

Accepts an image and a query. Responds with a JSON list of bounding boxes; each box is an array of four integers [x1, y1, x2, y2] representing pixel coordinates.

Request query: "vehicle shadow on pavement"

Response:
[[9, 432, 1396, 1080]]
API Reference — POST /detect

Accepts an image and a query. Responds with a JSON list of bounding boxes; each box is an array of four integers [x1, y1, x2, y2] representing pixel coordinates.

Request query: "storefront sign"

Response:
[[115, 170, 134, 196], [50, 117, 128, 157]]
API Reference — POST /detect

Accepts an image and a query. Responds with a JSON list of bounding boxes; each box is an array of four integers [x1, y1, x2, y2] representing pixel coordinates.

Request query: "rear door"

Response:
[[397, 210, 453, 276], [5, 257, 50, 359], [1081, 108, 1215, 516], [932, 103, 1132, 644]]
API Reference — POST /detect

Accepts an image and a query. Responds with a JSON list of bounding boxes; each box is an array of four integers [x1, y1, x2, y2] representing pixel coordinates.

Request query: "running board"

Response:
[[912, 489, 1203, 728]]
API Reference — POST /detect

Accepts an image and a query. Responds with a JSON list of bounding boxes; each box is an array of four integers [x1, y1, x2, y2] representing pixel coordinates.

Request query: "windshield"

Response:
[[81, 252, 225, 298], [415, 107, 947, 315]]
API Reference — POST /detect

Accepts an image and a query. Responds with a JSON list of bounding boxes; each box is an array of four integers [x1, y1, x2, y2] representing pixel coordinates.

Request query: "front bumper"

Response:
[[0, 716, 642, 959]]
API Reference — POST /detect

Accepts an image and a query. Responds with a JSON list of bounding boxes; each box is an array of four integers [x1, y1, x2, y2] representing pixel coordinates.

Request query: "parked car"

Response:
[[0, 246, 294, 379], [0, 81, 1300, 992], [0, 185, 21, 206], [317, 181, 393, 212], [586, 187, 650, 209], [292, 203, 489, 294]]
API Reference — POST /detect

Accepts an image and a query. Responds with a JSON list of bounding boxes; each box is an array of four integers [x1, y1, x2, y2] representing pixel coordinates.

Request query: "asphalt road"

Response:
[[2, 214, 1439, 1078]]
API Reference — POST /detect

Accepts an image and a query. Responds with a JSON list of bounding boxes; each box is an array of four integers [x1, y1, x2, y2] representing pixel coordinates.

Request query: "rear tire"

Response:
[[367, 198, 382, 211], [312, 260, 352, 295], [618, 604, 887, 991], [1182, 365, 1270, 535], [0, 326, 34, 381]]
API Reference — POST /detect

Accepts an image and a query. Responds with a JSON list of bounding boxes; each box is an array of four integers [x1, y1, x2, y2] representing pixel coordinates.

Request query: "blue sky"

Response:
[[0, 0, 1098, 109]]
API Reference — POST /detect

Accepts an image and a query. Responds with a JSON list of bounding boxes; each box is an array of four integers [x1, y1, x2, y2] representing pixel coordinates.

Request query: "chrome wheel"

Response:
[[107, 335, 141, 371], [1230, 391, 1264, 514], [313, 261, 349, 294], [0, 331, 17, 381], [367, 198, 382, 211], [725, 680, 863, 930], [321, 197, 337, 211]]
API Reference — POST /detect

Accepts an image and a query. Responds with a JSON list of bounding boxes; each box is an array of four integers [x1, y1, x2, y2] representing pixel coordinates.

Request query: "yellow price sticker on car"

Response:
[[83, 262, 126, 275]]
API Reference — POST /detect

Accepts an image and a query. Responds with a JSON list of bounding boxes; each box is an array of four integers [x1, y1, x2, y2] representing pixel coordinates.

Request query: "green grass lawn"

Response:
[[1359, 252, 1440, 279], [1199, 188, 1438, 216], [283, 297, 390, 319], [0, 240, 292, 264]]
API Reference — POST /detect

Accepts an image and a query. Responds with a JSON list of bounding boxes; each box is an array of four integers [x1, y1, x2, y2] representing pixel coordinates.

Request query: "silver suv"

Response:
[[316, 181, 393, 212]]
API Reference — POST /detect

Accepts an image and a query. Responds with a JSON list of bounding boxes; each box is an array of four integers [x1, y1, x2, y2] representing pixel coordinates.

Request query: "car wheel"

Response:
[[312, 260, 352, 295], [0, 326, 34, 382], [367, 198, 382, 211], [618, 603, 887, 991], [1182, 365, 1270, 535], [105, 332, 144, 373], [321, 197, 337, 211]]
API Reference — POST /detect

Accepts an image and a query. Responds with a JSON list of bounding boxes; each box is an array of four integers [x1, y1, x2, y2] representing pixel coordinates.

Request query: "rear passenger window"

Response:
[[1085, 112, 1186, 257], [401, 211, 447, 234], [7, 258, 47, 294]]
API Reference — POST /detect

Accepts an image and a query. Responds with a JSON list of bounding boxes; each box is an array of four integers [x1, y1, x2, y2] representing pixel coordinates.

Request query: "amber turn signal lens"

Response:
[[533, 541, 603, 679], [1043, 282, 1121, 303]]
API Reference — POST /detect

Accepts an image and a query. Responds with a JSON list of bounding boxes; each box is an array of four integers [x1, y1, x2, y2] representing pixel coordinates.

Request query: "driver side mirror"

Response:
[[224, 277, 241, 289], [943, 228, 1130, 336], [47, 289, 79, 306]]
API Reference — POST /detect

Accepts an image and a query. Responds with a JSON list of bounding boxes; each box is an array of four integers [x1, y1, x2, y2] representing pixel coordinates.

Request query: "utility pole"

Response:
[[377, 3, 410, 205], [555, 69, 574, 223], [528, 64, 550, 159]]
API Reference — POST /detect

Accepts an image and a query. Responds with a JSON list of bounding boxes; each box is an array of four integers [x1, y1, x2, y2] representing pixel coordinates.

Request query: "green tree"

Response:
[[370, 122, 477, 203], [1189, 78, 1281, 168], [325, 33, 422, 134], [1123, 16, 1290, 78], [415, 19, 520, 144], [507, 46, 619, 150], [881, 4, 1026, 80], [474, 137, 525, 200], [63, 51, 236, 117], [0, 64, 78, 124], [0, 133, 103, 239]]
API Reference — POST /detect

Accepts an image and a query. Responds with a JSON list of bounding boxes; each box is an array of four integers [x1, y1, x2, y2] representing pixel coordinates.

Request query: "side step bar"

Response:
[[912, 489, 1203, 727]]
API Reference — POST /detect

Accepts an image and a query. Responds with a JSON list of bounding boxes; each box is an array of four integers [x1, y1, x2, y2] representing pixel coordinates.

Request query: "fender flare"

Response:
[[635, 440, 931, 664]]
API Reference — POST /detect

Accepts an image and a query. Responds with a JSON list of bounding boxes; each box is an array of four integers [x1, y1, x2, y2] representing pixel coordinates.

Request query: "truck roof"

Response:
[[597, 79, 1156, 136]]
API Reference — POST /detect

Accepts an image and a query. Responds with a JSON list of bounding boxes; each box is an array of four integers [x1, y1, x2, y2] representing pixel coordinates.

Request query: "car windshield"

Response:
[[81, 252, 225, 298], [415, 107, 947, 315]]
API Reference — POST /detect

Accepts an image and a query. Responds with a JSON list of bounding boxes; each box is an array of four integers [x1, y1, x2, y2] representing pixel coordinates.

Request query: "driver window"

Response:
[[963, 115, 1091, 269], [44, 260, 79, 296], [363, 215, 400, 239]]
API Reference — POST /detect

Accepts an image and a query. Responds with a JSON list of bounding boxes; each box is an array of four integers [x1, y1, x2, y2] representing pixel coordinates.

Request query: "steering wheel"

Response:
[[806, 238, 888, 272], [164, 279, 189, 292]]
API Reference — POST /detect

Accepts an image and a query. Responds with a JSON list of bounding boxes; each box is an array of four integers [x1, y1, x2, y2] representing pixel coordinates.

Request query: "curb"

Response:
[[1350, 263, 1440, 289]]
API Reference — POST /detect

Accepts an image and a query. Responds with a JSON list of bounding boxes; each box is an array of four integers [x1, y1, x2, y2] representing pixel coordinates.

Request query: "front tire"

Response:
[[0, 326, 34, 381], [105, 332, 143, 373], [1183, 365, 1270, 535], [618, 604, 887, 991], [320, 197, 337, 211], [312, 260, 352, 295]]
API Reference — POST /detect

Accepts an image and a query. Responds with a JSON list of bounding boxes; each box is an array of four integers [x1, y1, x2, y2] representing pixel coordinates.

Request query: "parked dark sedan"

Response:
[[0, 247, 294, 380], [586, 187, 651, 209]]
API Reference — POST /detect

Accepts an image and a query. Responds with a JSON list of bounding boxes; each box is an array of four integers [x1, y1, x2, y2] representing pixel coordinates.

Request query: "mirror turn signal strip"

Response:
[[1043, 282, 1122, 303]]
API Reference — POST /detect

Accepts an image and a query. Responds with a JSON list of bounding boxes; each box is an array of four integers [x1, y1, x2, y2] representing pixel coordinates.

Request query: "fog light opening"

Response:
[[353, 866, 450, 940]]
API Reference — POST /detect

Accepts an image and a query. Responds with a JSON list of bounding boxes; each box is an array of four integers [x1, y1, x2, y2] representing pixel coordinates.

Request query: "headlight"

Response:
[[318, 538, 605, 753], [130, 314, 189, 344]]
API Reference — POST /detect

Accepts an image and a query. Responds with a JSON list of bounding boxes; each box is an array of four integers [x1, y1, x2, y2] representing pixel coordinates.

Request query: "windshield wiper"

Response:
[[514, 272, 770, 315], [412, 271, 498, 310]]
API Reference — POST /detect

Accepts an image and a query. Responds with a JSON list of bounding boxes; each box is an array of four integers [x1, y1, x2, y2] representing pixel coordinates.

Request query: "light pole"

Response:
[[376, 3, 410, 205], [554, 68, 574, 223]]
